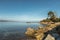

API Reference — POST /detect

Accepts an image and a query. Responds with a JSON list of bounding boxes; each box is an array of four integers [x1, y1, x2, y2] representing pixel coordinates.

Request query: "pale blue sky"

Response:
[[0, 0, 60, 21]]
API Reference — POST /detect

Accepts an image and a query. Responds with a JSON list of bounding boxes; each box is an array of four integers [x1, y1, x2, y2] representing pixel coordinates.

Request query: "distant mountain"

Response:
[[0, 20, 8, 22], [0, 20, 17, 22]]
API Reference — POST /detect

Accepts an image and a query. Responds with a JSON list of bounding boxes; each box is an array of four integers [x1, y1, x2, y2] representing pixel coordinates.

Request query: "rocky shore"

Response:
[[25, 22, 60, 40]]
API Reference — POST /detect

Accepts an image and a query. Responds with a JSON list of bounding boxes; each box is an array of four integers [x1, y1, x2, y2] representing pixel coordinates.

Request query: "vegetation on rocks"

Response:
[[41, 11, 60, 23]]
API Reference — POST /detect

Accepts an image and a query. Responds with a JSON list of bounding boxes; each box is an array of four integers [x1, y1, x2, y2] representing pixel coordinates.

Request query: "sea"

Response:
[[0, 22, 42, 40]]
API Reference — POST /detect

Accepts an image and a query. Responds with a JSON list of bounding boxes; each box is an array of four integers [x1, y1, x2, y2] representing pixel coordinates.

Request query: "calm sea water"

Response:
[[0, 22, 42, 40]]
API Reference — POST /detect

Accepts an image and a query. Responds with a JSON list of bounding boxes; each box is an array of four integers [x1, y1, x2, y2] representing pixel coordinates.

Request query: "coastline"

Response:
[[25, 21, 60, 40]]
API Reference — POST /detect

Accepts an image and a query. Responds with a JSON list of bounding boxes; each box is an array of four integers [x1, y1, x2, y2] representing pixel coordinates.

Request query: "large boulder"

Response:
[[45, 34, 55, 40], [25, 27, 35, 37]]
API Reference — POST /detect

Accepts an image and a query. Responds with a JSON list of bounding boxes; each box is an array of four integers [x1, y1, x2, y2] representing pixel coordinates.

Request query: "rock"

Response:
[[25, 23, 60, 40], [52, 33, 60, 40], [45, 34, 55, 40], [56, 37, 60, 40], [35, 33, 44, 40], [25, 27, 35, 37]]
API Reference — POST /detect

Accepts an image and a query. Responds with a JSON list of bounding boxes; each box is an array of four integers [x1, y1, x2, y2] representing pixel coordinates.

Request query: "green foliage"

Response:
[[48, 11, 56, 19], [41, 19, 51, 22], [48, 11, 59, 22], [48, 11, 55, 18], [41, 11, 60, 22], [59, 18, 60, 22]]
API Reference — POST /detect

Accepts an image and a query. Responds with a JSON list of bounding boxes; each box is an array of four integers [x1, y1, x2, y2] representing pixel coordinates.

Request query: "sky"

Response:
[[0, 0, 60, 21]]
